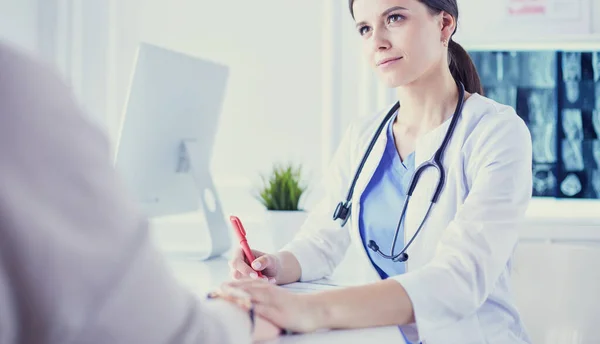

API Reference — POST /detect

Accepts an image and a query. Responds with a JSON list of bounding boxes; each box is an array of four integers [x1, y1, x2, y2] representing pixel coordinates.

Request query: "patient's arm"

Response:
[[0, 43, 256, 344]]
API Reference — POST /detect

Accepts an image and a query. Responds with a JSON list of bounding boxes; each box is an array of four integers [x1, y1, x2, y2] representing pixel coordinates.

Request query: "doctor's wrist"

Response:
[[304, 293, 331, 331], [274, 251, 302, 284]]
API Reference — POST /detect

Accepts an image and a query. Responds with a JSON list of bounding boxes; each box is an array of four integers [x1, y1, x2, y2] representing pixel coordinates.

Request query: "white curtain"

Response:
[[35, 0, 118, 133]]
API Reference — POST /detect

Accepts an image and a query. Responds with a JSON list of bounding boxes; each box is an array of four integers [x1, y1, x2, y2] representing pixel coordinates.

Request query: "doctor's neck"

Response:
[[394, 62, 465, 133]]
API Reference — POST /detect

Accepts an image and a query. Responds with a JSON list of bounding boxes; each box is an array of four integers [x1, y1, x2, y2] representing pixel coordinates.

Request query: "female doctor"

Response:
[[228, 0, 533, 343]]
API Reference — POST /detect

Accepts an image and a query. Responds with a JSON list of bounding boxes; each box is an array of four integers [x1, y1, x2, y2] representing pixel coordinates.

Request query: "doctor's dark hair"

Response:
[[348, 0, 483, 95]]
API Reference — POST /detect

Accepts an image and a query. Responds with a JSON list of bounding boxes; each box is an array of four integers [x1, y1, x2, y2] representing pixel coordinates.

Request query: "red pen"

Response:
[[229, 215, 264, 278]]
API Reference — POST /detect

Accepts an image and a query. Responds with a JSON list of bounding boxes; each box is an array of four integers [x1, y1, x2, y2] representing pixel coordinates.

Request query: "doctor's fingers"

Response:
[[230, 270, 243, 280], [229, 258, 260, 279], [251, 254, 276, 271], [228, 248, 247, 266]]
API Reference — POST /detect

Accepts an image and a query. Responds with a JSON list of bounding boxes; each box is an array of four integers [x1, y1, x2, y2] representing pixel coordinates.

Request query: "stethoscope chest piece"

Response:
[[332, 201, 351, 226]]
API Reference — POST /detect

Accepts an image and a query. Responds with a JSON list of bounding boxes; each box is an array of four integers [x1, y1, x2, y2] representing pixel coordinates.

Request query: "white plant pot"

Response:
[[264, 210, 308, 251]]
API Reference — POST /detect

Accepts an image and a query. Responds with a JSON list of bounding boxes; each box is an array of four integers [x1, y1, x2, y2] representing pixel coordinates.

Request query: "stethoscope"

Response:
[[332, 81, 466, 263]]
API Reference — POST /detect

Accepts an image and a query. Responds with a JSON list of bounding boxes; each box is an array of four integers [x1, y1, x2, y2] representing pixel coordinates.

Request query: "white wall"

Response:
[[1, 0, 330, 209], [0, 0, 114, 132], [456, 0, 600, 50], [595, 0, 600, 34], [108, 1, 326, 199], [2, 0, 599, 239], [0, 0, 38, 53]]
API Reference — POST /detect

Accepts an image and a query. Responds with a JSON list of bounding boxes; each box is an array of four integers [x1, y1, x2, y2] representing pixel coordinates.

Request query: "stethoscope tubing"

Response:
[[333, 81, 466, 263]]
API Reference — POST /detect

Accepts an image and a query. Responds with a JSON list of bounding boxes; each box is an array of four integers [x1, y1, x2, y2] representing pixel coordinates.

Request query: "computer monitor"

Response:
[[114, 42, 231, 259]]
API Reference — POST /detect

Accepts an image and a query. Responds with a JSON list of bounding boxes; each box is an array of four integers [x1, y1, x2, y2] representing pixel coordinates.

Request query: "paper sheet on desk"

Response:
[[260, 326, 406, 343], [280, 280, 344, 294]]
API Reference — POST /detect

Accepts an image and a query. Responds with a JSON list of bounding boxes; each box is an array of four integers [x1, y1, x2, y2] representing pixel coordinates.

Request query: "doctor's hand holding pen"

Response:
[[229, 247, 303, 286], [228, 250, 414, 335], [228, 216, 323, 333], [229, 214, 303, 286], [228, 248, 331, 334]]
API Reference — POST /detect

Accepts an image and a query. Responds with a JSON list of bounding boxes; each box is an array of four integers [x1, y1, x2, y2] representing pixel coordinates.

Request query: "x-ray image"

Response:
[[473, 52, 520, 85], [531, 123, 557, 163], [520, 52, 557, 88], [477, 52, 501, 86], [594, 81, 600, 110], [562, 52, 582, 81], [562, 139, 585, 171], [518, 89, 556, 124], [581, 111, 598, 139], [593, 140, 600, 168], [591, 169, 600, 198], [484, 86, 517, 109], [580, 81, 596, 110], [561, 81, 595, 110], [469, 52, 480, 70], [581, 53, 596, 80], [468, 49, 600, 200], [560, 173, 583, 197], [533, 164, 557, 197], [594, 111, 600, 137], [564, 81, 580, 104], [562, 109, 583, 140], [582, 140, 599, 171], [594, 52, 600, 82], [500, 52, 520, 85]]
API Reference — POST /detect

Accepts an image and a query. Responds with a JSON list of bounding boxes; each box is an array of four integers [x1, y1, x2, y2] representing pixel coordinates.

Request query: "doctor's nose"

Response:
[[371, 30, 392, 52]]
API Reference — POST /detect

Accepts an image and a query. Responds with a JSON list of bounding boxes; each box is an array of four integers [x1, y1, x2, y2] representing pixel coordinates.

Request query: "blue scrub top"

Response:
[[359, 111, 415, 280], [359, 112, 417, 343]]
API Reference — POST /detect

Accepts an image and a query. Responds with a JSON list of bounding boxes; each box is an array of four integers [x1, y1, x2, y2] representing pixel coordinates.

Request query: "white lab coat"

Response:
[[282, 93, 533, 344]]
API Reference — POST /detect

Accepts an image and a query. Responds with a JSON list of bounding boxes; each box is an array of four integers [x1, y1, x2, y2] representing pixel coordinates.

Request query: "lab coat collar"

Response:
[[353, 93, 478, 193], [413, 93, 480, 167]]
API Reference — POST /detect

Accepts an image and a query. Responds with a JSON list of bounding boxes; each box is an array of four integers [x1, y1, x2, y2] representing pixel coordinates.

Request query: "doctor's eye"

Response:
[[387, 14, 405, 24], [358, 25, 371, 36]]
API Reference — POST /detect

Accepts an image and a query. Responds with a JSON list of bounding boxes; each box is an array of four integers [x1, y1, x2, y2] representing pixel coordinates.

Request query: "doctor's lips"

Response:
[[376, 56, 403, 67]]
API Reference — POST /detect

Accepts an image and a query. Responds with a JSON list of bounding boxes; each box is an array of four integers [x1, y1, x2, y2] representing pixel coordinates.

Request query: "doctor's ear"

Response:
[[439, 11, 456, 39]]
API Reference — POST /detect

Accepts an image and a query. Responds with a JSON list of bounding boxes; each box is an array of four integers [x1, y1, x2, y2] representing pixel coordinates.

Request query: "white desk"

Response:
[[164, 255, 407, 344]]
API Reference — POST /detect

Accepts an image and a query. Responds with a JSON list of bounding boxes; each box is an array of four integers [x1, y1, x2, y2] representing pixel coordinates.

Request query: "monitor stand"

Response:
[[178, 140, 231, 260]]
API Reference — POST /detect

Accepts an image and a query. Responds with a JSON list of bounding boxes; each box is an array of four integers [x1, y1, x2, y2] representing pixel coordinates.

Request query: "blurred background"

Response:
[[1, 1, 600, 341], [3, 1, 599, 208]]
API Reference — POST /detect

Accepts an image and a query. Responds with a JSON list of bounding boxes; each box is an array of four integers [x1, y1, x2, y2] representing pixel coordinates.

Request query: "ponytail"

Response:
[[448, 39, 483, 95]]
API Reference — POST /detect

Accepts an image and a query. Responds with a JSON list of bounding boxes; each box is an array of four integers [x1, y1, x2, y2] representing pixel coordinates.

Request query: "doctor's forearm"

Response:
[[275, 251, 302, 284], [310, 279, 415, 330]]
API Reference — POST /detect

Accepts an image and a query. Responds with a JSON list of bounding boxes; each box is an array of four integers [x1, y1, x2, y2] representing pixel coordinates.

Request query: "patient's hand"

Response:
[[226, 279, 323, 334]]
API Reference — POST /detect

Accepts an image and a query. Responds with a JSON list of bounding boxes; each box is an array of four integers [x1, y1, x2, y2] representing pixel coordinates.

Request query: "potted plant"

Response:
[[255, 163, 309, 250]]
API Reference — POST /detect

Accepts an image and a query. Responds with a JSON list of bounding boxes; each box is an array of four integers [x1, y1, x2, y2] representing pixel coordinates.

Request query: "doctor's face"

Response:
[[351, 0, 451, 88]]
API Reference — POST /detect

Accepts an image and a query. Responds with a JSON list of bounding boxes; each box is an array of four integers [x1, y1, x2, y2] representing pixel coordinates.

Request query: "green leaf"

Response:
[[254, 162, 307, 211]]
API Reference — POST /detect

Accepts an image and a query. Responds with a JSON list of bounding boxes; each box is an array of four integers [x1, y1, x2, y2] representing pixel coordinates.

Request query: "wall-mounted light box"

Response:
[[467, 50, 600, 200]]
